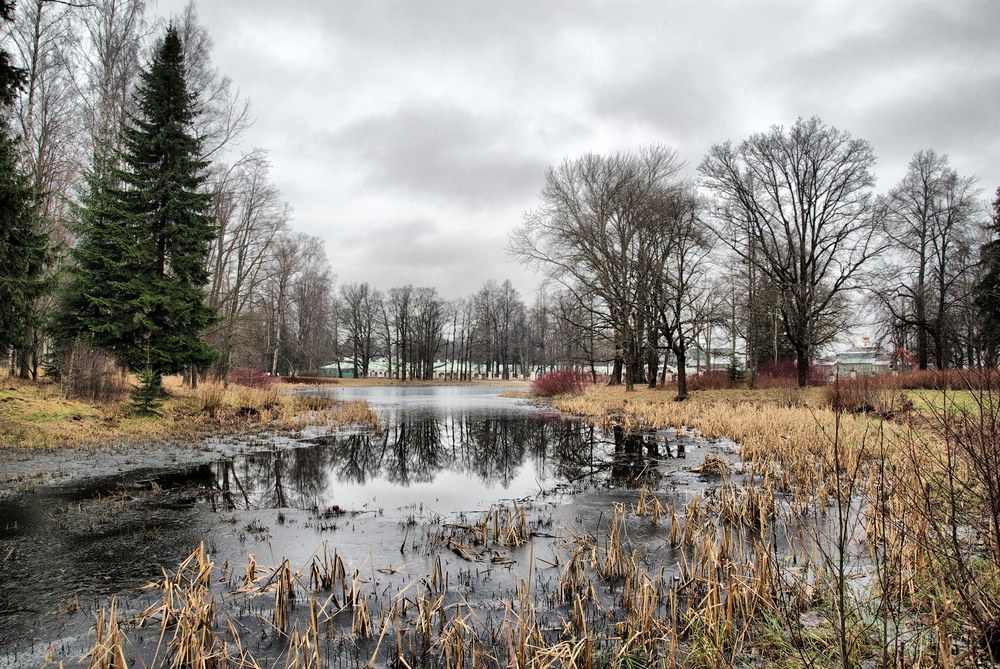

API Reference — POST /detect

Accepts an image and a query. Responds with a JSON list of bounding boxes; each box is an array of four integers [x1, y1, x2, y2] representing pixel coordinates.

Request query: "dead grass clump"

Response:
[[140, 543, 227, 668], [692, 453, 732, 476], [635, 486, 666, 524], [331, 399, 379, 428], [234, 384, 284, 417], [197, 381, 227, 418], [82, 597, 128, 669], [825, 375, 911, 417], [295, 393, 339, 412]]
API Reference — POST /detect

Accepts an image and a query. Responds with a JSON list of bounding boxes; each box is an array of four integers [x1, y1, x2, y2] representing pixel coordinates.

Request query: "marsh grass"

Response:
[[82, 597, 128, 669], [0, 376, 378, 449], [68, 375, 1000, 667]]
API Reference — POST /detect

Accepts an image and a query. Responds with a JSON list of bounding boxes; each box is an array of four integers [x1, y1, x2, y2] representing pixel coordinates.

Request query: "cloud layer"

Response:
[[162, 0, 1000, 299]]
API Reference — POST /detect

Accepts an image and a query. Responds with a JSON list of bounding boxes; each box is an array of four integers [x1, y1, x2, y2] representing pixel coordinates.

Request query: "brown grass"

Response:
[[0, 375, 379, 450]]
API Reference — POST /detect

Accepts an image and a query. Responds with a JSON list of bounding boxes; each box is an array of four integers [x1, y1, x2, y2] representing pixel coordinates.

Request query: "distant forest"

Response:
[[1, 1, 999, 396]]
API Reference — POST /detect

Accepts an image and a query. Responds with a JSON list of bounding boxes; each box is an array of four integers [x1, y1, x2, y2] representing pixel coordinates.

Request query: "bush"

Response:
[[894, 367, 996, 390], [228, 368, 275, 389], [686, 370, 734, 391], [824, 374, 910, 417], [532, 370, 588, 397], [56, 344, 129, 403], [755, 358, 830, 387]]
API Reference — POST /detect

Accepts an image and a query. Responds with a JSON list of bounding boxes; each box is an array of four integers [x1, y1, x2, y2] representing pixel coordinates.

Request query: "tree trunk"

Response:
[[609, 357, 623, 386], [797, 347, 810, 387], [675, 347, 688, 401]]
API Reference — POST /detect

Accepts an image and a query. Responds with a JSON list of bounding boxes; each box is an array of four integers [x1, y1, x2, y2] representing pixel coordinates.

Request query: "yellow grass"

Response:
[[0, 375, 379, 450]]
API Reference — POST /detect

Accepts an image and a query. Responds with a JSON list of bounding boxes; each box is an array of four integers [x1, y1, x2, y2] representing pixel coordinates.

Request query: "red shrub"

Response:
[[893, 367, 997, 391], [685, 370, 734, 391], [755, 358, 829, 387], [228, 368, 275, 389], [532, 370, 589, 397]]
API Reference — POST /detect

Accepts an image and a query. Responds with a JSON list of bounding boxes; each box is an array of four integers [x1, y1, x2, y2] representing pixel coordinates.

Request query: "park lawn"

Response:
[[905, 388, 984, 414], [0, 377, 212, 450], [0, 376, 378, 451]]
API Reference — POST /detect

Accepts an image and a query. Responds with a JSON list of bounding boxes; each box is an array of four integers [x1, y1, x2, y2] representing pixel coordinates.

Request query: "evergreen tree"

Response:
[[0, 2, 50, 366], [60, 25, 216, 389], [0, 2, 23, 108], [976, 188, 1000, 363], [57, 168, 148, 366]]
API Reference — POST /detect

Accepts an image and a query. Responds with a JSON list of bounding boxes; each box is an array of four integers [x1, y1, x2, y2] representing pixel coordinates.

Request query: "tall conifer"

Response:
[[60, 25, 216, 389], [976, 188, 1000, 362]]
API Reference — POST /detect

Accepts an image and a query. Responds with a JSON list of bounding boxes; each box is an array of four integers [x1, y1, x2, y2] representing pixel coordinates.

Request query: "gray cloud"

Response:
[[328, 101, 552, 208], [161, 0, 1000, 302]]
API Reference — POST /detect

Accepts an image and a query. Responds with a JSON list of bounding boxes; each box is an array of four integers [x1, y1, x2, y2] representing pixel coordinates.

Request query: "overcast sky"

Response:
[[159, 0, 1000, 301]]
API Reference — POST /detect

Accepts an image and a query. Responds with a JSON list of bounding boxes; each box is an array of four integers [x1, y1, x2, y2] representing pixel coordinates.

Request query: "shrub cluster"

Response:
[[228, 368, 275, 389], [756, 358, 830, 387], [685, 370, 734, 391], [57, 344, 129, 402], [893, 367, 996, 390], [824, 374, 911, 417], [531, 370, 589, 397]]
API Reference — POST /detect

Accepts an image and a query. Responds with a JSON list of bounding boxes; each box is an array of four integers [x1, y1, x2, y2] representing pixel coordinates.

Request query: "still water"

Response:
[[0, 386, 730, 666]]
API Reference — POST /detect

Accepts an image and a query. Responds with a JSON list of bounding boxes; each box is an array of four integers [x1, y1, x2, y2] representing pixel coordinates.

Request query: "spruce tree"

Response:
[[0, 2, 50, 363], [124, 26, 216, 382], [57, 168, 148, 367], [60, 25, 216, 390]]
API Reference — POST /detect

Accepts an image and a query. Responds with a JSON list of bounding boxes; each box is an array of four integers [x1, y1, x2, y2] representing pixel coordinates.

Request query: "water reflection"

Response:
[[211, 413, 605, 513], [609, 425, 687, 486]]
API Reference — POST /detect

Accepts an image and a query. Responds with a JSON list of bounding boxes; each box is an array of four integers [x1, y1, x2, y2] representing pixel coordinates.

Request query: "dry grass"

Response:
[[0, 375, 379, 450], [82, 597, 128, 669]]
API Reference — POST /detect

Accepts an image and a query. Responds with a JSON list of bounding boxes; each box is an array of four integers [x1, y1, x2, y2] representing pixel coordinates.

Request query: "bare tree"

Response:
[[649, 189, 715, 398], [700, 117, 882, 387], [410, 287, 445, 380], [386, 284, 413, 380], [172, 1, 251, 160], [339, 281, 382, 377], [206, 149, 288, 382], [73, 0, 148, 173], [513, 145, 684, 390], [880, 149, 983, 369], [8, 0, 78, 376], [260, 233, 305, 376], [288, 242, 334, 375]]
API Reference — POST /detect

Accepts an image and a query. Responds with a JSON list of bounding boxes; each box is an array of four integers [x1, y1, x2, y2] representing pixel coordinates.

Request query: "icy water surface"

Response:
[[0, 386, 736, 667]]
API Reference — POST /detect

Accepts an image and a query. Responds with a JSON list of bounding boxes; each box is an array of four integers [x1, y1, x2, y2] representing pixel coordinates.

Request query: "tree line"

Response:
[[514, 118, 1000, 395], [2, 1, 998, 399]]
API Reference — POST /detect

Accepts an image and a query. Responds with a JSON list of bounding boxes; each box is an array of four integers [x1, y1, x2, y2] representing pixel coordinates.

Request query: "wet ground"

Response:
[[0, 386, 741, 668]]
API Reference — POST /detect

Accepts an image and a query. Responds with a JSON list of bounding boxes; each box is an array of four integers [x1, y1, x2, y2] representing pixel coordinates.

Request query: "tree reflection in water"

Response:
[[210, 412, 613, 511], [209, 410, 698, 512]]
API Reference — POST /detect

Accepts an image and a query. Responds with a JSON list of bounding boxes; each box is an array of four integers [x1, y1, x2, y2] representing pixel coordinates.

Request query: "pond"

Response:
[[0, 386, 740, 668]]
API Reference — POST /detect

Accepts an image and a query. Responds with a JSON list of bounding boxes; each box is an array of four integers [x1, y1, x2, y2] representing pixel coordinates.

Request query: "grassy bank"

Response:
[[0, 375, 379, 450]]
